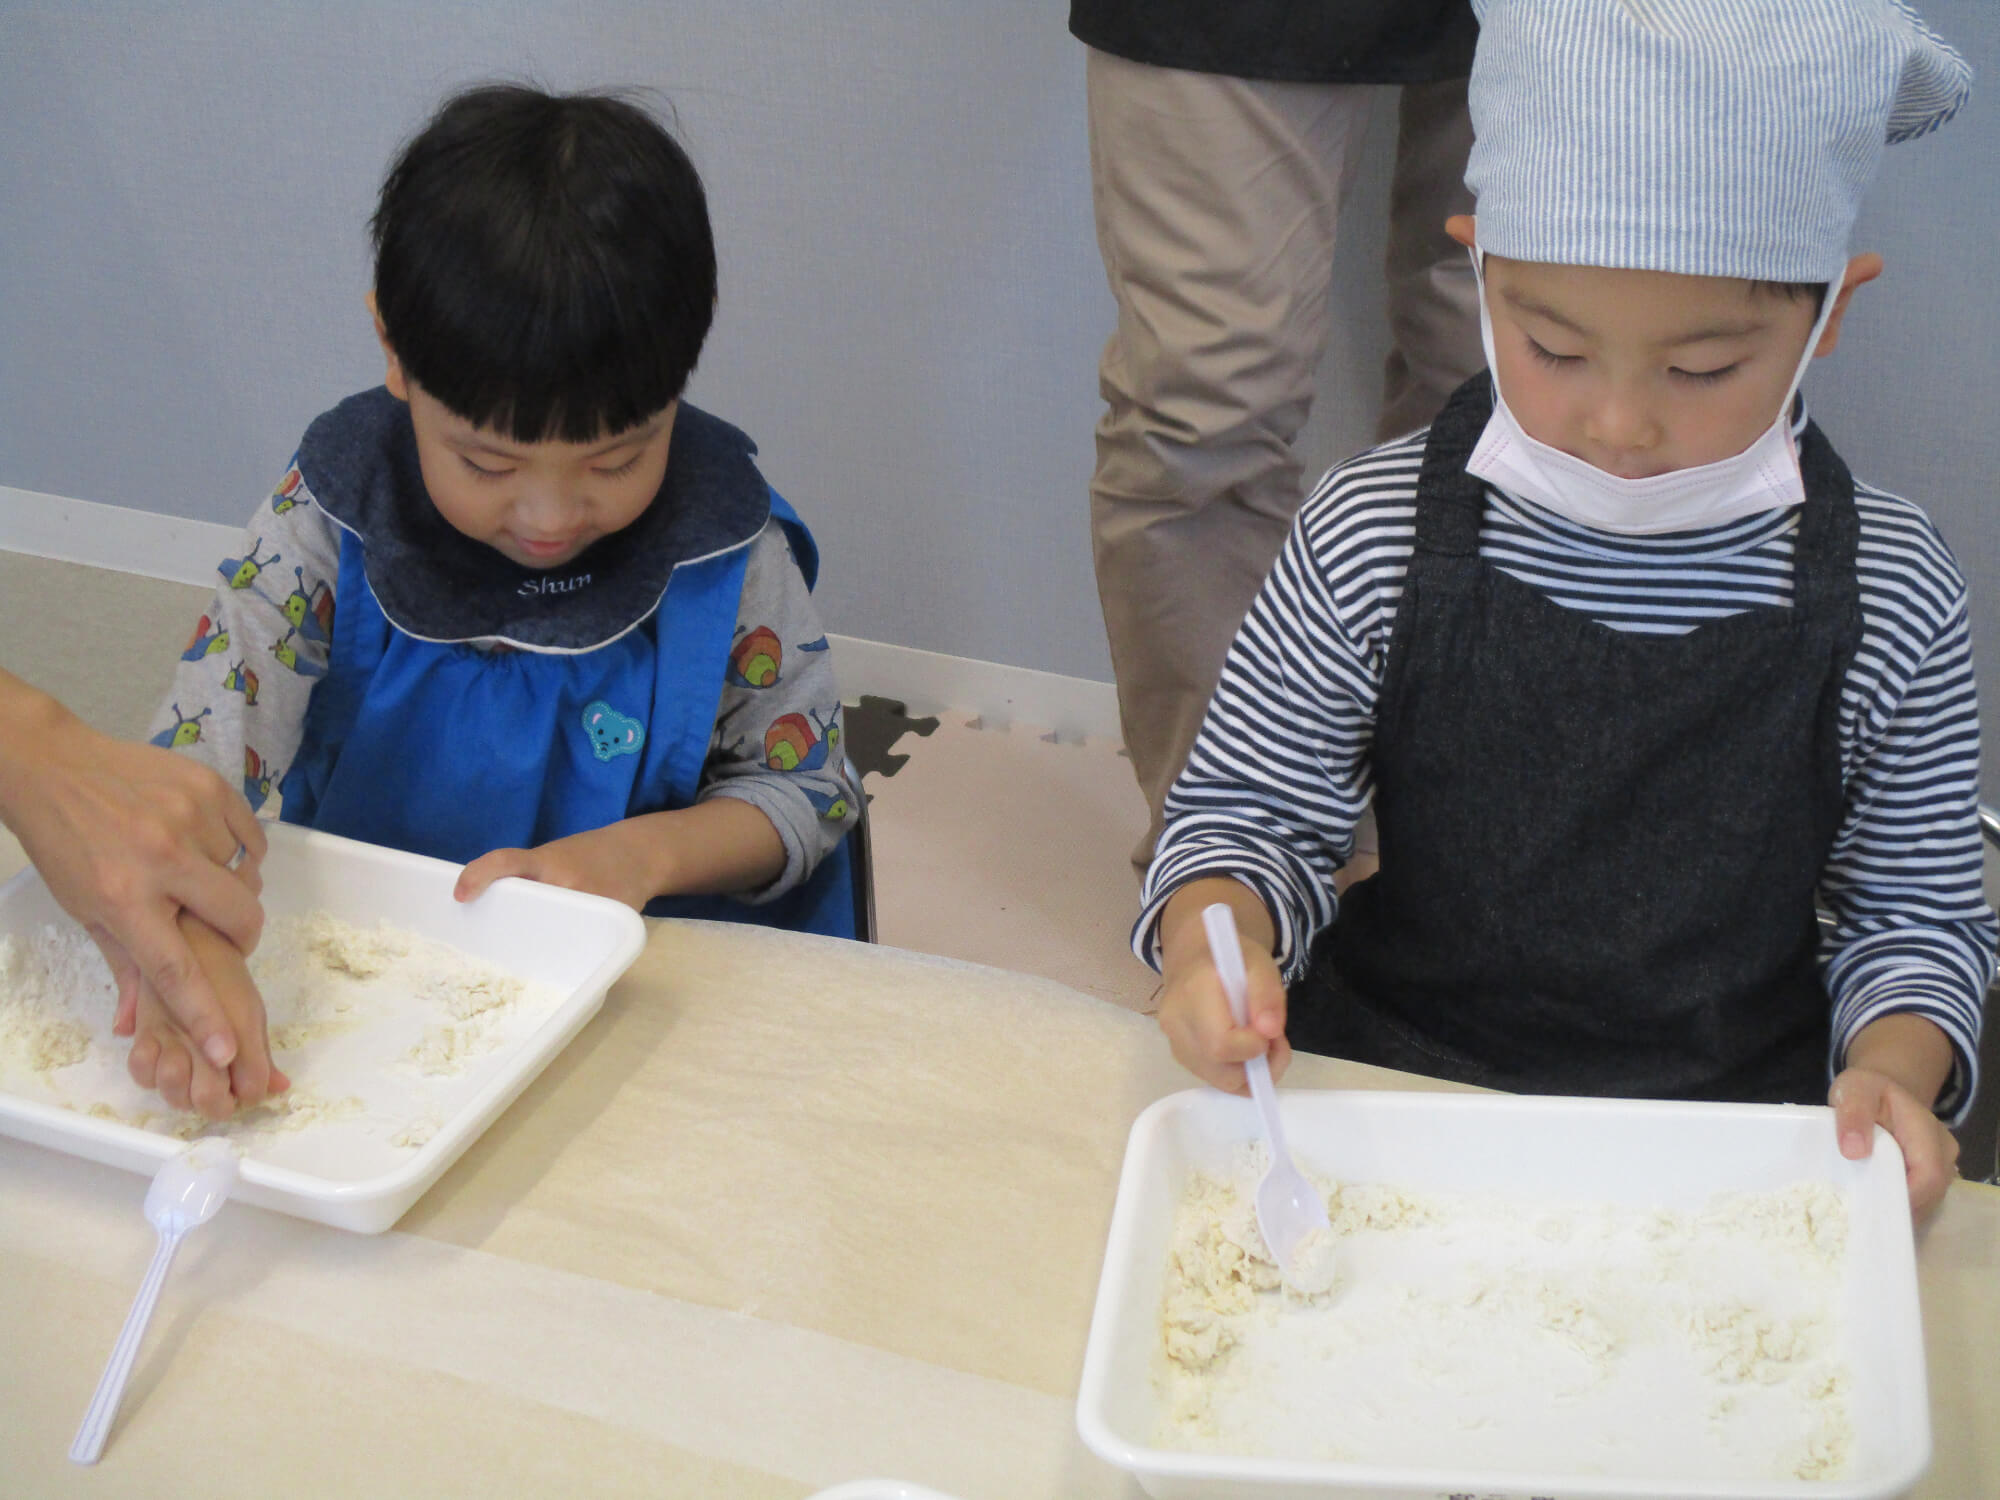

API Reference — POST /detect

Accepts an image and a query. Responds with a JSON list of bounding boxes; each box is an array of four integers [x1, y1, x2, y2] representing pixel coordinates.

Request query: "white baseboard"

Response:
[[0, 485, 245, 590], [0, 485, 1125, 743]]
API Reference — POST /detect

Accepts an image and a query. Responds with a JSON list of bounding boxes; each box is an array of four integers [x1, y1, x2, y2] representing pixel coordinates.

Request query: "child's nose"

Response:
[[1583, 391, 1661, 461], [515, 485, 583, 531]]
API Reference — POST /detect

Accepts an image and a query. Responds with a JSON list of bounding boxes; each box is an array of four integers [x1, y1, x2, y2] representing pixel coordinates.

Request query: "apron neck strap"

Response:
[[1412, 373, 1497, 558]]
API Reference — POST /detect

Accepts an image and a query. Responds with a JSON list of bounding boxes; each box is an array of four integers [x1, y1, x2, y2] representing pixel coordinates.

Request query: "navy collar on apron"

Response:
[[297, 388, 771, 652], [1296, 373, 1863, 1105]]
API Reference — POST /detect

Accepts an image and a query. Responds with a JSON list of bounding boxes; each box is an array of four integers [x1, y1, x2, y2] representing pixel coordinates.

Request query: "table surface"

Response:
[[1, 851, 1994, 1498]]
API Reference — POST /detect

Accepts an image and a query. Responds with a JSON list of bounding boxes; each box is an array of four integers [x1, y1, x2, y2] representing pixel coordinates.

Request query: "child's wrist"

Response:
[[1844, 1012, 1955, 1110], [623, 812, 686, 901], [1159, 878, 1275, 972]]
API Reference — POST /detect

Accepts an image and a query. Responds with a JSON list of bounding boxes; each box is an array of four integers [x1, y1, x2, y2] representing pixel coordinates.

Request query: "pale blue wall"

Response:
[[2, 2, 1995, 792]]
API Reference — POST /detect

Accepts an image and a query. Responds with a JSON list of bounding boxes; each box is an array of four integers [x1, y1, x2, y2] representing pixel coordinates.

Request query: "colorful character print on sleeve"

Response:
[[271, 464, 306, 515], [726, 625, 783, 689], [761, 708, 841, 773], [219, 538, 281, 591], [221, 659, 260, 705], [281, 566, 335, 645], [243, 746, 282, 811], [181, 614, 229, 662], [150, 704, 212, 749], [801, 783, 853, 822], [270, 628, 328, 679]]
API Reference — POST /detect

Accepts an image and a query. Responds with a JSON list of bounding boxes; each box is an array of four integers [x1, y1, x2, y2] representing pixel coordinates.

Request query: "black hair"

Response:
[[371, 83, 716, 444], [1752, 280, 1828, 312]]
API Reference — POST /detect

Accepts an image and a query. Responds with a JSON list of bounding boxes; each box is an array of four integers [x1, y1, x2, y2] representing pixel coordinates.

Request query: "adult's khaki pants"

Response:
[[1086, 47, 1483, 865]]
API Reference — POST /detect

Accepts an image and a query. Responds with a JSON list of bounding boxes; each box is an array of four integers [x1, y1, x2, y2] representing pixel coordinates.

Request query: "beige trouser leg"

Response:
[[1377, 76, 1483, 443], [1087, 49, 1372, 866], [1089, 53, 1482, 866]]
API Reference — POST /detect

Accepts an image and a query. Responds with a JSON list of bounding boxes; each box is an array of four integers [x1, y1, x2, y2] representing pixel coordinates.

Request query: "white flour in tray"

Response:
[[1160, 1144, 1853, 1483], [0, 912, 559, 1145]]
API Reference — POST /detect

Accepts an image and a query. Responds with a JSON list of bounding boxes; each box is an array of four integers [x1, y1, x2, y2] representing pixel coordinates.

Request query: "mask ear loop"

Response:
[[1783, 279, 1842, 429]]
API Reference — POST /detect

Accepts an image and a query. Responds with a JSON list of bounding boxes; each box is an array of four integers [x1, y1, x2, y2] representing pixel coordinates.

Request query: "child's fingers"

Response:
[[1883, 1086, 1959, 1221], [1243, 951, 1289, 1040], [454, 848, 534, 903], [1161, 982, 1281, 1097], [127, 1031, 161, 1091], [231, 1043, 291, 1102], [153, 1039, 195, 1114], [225, 1007, 282, 1108], [1831, 1069, 1960, 1221], [187, 1045, 237, 1121], [1829, 1071, 1886, 1159], [1265, 1033, 1295, 1085]]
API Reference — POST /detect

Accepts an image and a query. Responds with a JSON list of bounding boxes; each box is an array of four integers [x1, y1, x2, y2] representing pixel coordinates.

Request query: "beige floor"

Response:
[[0, 550, 1162, 1013]]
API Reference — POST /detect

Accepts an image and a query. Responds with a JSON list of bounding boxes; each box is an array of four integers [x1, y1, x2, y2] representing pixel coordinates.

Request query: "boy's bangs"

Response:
[[391, 250, 692, 444]]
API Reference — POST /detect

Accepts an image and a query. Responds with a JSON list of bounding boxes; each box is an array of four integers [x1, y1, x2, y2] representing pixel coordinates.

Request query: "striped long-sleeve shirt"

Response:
[[1135, 414, 1997, 1120]]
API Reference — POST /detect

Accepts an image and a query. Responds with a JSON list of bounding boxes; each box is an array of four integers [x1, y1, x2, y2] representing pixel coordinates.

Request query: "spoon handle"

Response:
[[70, 1227, 183, 1465], [1200, 904, 1292, 1158]]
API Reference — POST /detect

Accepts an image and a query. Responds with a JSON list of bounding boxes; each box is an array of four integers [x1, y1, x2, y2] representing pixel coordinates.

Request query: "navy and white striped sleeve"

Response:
[[1131, 442, 1424, 977], [1819, 490, 1997, 1123]]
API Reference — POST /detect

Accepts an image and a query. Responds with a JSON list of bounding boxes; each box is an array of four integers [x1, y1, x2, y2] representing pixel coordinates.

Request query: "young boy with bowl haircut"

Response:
[[132, 85, 858, 1117], [1140, 0, 1996, 1218]]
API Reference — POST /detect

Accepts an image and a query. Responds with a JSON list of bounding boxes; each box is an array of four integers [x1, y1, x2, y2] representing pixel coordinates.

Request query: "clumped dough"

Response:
[[1157, 1152, 1855, 1483], [0, 928, 107, 1077], [1, 911, 556, 1149]]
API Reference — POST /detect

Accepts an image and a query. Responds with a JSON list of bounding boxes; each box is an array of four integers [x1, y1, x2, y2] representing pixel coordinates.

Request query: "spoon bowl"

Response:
[[1201, 904, 1333, 1290]]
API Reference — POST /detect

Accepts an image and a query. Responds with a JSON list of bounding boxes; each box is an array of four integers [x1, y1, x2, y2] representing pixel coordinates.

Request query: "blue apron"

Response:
[[280, 396, 855, 938]]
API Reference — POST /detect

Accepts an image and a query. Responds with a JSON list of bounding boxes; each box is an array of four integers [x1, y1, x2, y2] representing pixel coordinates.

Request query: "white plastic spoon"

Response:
[[70, 1138, 240, 1464], [1202, 903, 1333, 1291]]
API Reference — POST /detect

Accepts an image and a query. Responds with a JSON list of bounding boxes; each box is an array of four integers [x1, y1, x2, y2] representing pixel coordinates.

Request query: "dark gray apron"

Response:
[[1290, 375, 1860, 1104]]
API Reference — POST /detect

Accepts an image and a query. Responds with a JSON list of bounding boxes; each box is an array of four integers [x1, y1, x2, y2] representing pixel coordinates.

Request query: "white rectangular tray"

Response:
[[0, 821, 645, 1232], [1076, 1088, 1929, 1500]]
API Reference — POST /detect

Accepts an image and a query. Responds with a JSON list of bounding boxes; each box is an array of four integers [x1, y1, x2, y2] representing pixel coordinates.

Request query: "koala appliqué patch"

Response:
[[581, 700, 646, 762]]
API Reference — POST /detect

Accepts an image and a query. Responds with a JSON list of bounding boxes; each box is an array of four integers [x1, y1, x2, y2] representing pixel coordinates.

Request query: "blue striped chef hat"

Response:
[[1466, 0, 1972, 283]]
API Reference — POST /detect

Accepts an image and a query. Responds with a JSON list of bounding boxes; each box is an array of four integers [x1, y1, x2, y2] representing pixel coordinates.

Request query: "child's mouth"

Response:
[[512, 534, 579, 562]]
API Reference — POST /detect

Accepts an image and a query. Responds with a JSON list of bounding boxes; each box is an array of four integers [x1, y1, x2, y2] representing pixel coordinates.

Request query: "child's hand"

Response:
[[455, 824, 657, 912], [1156, 881, 1291, 1093], [455, 802, 787, 911], [1830, 1066, 1959, 1222], [1832, 1011, 1962, 1222], [124, 913, 287, 1119]]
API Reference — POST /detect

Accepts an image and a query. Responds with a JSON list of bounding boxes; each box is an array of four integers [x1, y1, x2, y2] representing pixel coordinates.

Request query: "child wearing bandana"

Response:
[[131, 85, 857, 1118], [1139, 0, 1995, 1219]]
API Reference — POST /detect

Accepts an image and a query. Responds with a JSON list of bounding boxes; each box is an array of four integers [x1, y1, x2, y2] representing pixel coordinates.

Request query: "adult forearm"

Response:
[[0, 669, 73, 824]]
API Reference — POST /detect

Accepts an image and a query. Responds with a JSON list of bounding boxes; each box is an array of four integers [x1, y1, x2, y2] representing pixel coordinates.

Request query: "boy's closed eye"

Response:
[[1668, 363, 1740, 386], [1525, 335, 1582, 370], [1524, 334, 1741, 388]]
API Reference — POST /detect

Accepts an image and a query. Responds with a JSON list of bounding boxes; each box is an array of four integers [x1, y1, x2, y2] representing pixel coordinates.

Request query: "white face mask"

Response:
[[1464, 248, 1837, 536]]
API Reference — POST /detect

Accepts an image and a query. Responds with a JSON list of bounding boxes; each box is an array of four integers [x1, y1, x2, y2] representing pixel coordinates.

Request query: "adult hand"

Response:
[[0, 673, 266, 1069], [124, 910, 286, 1118]]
